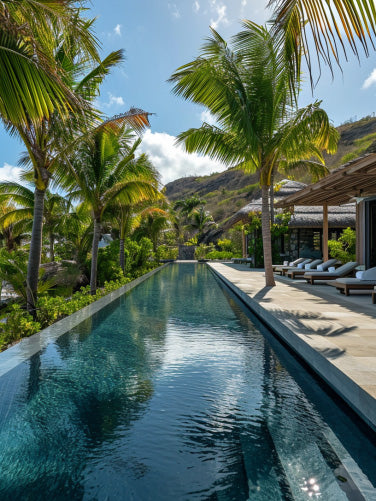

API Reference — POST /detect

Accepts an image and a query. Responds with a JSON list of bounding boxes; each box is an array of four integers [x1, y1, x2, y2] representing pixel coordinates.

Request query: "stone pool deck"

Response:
[[209, 262, 376, 431]]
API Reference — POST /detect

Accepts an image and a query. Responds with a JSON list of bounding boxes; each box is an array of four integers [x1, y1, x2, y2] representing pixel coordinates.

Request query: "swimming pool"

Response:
[[0, 264, 374, 500]]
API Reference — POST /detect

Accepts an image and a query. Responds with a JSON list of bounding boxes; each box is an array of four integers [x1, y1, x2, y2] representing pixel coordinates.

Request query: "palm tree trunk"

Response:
[[119, 238, 125, 273], [90, 218, 101, 295], [27, 188, 45, 315], [261, 184, 275, 287], [269, 171, 275, 225], [49, 232, 55, 262]]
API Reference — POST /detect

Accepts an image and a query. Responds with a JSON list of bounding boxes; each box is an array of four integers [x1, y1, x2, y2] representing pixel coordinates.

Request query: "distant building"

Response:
[[223, 180, 356, 261]]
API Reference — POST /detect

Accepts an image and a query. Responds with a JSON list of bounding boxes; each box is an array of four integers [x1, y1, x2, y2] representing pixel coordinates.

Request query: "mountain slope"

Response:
[[165, 115, 376, 224]]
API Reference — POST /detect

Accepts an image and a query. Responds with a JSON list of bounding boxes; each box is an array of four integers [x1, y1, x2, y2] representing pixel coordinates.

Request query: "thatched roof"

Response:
[[223, 179, 356, 229]]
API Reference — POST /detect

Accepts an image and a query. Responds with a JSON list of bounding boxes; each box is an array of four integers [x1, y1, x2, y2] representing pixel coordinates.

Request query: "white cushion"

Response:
[[328, 267, 336, 273], [356, 271, 364, 279], [317, 265, 324, 271], [361, 267, 376, 280], [297, 263, 305, 269], [283, 260, 289, 266], [305, 264, 312, 270], [289, 262, 294, 266]]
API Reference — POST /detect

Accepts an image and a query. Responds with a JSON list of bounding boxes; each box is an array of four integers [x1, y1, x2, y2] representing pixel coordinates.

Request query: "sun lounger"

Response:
[[372, 287, 376, 304], [331, 266, 376, 295], [303, 261, 358, 285], [275, 259, 312, 276], [286, 259, 338, 279], [286, 259, 324, 278], [272, 257, 305, 272]]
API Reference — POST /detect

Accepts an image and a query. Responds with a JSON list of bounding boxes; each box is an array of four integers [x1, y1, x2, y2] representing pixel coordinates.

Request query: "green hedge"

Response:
[[0, 264, 158, 351]]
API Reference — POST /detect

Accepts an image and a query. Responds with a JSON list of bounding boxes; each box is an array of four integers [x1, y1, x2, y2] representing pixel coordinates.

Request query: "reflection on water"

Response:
[[0, 264, 374, 500]]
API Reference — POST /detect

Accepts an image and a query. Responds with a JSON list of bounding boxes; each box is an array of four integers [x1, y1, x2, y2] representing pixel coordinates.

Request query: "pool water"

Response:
[[0, 264, 375, 500]]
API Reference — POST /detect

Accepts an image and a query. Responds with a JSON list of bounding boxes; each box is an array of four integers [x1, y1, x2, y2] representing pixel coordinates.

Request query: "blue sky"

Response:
[[2, 0, 376, 185]]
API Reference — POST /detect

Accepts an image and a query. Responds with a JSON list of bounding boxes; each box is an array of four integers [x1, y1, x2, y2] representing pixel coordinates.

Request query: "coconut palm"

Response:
[[0, 182, 73, 261], [268, 0, 376, 84], [170, 22, 338, 286], [188, 207, 215, 238], [64, 128, 160, 294], [132, 206, 170, 254], [10, 18, 152, 313], [106, 153, 161, 273], [0, 0, 99, 125], [174, 195, 206, 218]]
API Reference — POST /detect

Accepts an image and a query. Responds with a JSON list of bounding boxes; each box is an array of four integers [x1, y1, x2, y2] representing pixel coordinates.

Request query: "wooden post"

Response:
[[242, 227, 246, 258], [323, 204, 329, 261], [356, 202, 363, 264]]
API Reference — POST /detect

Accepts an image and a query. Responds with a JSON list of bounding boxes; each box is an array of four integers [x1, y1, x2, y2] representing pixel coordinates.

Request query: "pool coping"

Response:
[[0, 264, 169, 378], [209, 263, 376, 433]]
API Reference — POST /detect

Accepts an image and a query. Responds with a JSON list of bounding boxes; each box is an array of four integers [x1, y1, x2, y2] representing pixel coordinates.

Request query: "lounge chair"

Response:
[[274, 258, 312, 276], [331, 266, 376, 295], [303, 262, 358, 285], [272, 257, 306, 272], [286, 259, 323, 279], [286, 259, 337, 279]]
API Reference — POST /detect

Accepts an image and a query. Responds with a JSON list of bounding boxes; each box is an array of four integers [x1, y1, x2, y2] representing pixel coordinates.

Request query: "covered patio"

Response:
[[276, 153, 376, 265]]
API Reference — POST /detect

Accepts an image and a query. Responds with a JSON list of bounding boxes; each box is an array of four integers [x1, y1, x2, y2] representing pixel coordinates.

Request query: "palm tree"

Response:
[[64, 127, 160, 294], [188, 207, 215, 238], [105, 153, 161, 273], [0, 0, 99, 125], [174, 195, 206, 218], [170, 22, 338, 286], [0, 203, 29, 251], [132, 206, 170, 254], [0, 182, 73, 261], [268, 0, 376, 84]]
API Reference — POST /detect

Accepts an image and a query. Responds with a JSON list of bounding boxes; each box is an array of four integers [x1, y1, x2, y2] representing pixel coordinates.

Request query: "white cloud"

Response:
[[0, 163, 22, 183], [193, 1, 200, 13], [139, 130, 226, 185], [168, 3, 181, 18], [200, 110, 217, 125], [114, 24, 122, 36], [103, 93, 125, 108], [210, 1, 229, 30], [362, 69, 376, 89]]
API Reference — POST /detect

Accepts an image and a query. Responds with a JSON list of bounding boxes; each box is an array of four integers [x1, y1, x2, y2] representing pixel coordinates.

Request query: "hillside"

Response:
[[165, 115, 376, 224]]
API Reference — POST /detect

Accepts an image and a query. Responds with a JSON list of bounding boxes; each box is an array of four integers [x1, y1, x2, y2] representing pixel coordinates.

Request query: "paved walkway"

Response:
[[209, 262, 376, 431]]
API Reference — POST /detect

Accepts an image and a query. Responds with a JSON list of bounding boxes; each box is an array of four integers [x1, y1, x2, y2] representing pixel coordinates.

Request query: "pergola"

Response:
[[276, 153, 376, 261]]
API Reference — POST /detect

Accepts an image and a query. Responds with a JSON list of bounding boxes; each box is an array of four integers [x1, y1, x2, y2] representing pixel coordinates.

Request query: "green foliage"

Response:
[[0, 264, 160, 351], [247, 213, 291, 266], [194, 243, 214, 259], [185, 236, 198, 246], [328, 227, 356, 263], [217, 238, 233, 252], [124, 237, 154, 274], [0, 305, 41, 346], [206, 251, 233, 260], [156, 245, 178, 260], [96, 241, 123, 286]]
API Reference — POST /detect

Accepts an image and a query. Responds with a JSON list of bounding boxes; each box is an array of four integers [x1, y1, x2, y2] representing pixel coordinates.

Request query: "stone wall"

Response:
[[178, 245, 196, 260]]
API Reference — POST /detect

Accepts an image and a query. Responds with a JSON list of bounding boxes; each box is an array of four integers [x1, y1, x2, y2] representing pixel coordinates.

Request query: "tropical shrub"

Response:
[[0, 263, 160, 351], [206, 251, 233, 260], [0, 305, 41, 346], [123, 237, 154, 274], [328, 227, 356, 263], [217, 239, 233, 252], [156, 245, 178, 260]]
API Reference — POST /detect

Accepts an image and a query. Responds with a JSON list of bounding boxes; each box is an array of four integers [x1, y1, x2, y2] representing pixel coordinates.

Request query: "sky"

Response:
[[2, 0, 376, 186]]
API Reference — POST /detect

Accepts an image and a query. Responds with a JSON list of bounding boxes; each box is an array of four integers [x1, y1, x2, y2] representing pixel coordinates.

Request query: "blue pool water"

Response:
[[0, 264, 375, 500]]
